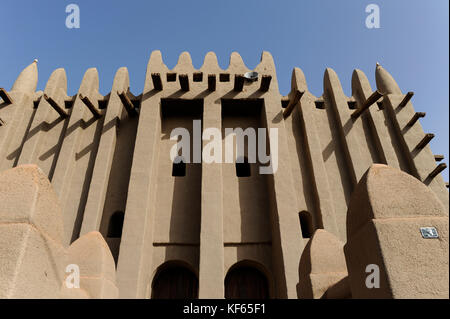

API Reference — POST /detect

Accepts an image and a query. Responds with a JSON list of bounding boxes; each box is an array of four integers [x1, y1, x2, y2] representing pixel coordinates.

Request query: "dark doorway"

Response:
[[152, 265, 198, 299], [225, 265, 269, 299]]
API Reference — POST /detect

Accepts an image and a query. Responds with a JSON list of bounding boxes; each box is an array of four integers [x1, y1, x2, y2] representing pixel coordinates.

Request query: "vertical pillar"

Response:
[[0, 60, 38, 172], [197, 52, 225, 298], [116, 51, 165, 298], [80, 67, 130, 235], [291, 67, 340, 237], [351, 69, 403, 170], [51, 68, 105, 245], [323, 68, 373, 187], [256, 52, 303, 298], [198, 96, 224, 298], [17, 68, 69, 177]]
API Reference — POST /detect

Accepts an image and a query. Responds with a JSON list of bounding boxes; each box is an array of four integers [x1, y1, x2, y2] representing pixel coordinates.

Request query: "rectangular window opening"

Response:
[[236, 162, 251, 177], [193, 72, 203, 82], [167, 73, 177, 82], [315, 101, 325, 109], [172, 161, 186, 177], [281, 99, 290, 108], [347, 101, 357, 110], [220, 73, 230, 82]]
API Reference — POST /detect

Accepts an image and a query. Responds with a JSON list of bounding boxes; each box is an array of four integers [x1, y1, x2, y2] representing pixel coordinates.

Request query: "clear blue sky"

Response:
[[1, 0, 448, 181]]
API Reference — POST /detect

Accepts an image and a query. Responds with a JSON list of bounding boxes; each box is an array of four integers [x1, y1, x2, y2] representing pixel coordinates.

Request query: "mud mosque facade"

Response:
[[0, 51, 448, 298]]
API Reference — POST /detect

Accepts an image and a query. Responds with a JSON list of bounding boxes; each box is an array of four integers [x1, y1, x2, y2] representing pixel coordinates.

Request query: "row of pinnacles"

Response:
[[0, 51, 448, 298]]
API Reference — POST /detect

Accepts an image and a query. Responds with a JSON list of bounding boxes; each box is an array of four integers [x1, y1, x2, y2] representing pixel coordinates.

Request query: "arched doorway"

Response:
[[225, 263, 270, 299], [151, 263, 198, 299]]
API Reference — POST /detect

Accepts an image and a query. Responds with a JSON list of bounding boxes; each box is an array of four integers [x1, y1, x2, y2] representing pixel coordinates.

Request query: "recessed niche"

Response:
[[167, 73, 177, 82], [315, 101, 325, 109], [347, 101, 357, 110], [193, 72, 203, 82], [220, 73, 230, 82]]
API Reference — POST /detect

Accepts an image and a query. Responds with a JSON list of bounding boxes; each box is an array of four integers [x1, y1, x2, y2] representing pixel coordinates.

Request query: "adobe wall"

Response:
[[0, 52, 447, 299]]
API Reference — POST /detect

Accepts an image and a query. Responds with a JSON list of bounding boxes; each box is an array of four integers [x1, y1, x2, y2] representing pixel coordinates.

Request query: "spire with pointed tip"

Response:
[[200, 51, 222, 72], [78, 68, 99, 96], [323, 67, 346, 96], [228, 52, 247, 71], [44, 68, 67, 95], [11, 60, 38, 94], [291, 67, 308, 93], [147, 50, 167, 71], [255, 51, 276, 75], [375, 63, 402, 95], [174, 51, 193, 72], [351, 69, 372, 97]]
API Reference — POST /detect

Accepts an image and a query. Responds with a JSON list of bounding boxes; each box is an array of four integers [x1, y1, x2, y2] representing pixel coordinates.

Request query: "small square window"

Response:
[[347, 101, 357, 110], [219, 73, 230, 82], [193, 72, 203, 82], [315, 101, 325, 109], [167, 73, 177, 82]]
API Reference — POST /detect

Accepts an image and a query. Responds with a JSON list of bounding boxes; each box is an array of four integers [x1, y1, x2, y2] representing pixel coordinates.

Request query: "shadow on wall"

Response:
[[71, 114, 106, 244], [100, 109, 139, 264], [165, 99, 203, 246], [169, 161, 202, 244]]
